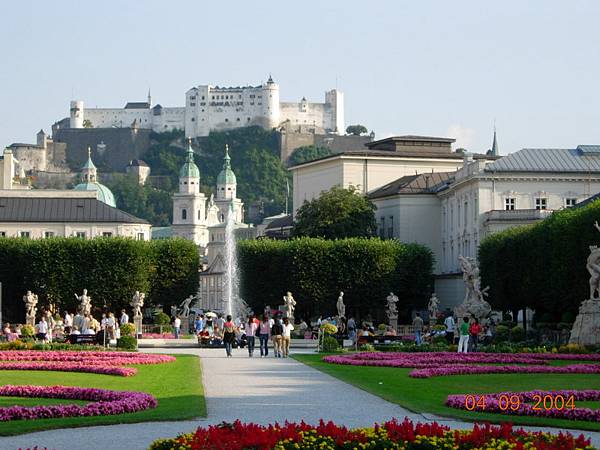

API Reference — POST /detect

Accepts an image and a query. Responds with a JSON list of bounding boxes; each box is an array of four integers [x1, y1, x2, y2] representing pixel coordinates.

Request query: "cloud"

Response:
[[447, 124, 475, 151]]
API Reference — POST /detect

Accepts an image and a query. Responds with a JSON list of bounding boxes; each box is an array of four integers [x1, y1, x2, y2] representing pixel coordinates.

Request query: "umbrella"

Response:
[[204, 312, 218, 318]]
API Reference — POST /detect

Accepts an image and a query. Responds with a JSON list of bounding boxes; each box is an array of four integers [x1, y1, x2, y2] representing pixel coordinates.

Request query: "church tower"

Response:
[[171, 138, 208, 246], [214, 145, 243, 224]]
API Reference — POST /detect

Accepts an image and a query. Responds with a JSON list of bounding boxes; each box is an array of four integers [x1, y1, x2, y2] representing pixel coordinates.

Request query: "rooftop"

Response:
[[124, 102, 150, 109], [367, 172, 454, 200], [485, 146, 600, 173], [366, 135, 457, 149], [0, 197, 149, 224]]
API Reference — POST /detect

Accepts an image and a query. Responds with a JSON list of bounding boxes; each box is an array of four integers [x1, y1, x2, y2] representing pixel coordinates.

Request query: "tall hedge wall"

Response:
[[0, 238, 199, 321], [479, 199, 600, 319], [237, 237, 433, 320]]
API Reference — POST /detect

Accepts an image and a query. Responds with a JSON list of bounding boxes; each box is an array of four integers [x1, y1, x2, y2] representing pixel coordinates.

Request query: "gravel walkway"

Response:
[[0, 347, 598, 450]]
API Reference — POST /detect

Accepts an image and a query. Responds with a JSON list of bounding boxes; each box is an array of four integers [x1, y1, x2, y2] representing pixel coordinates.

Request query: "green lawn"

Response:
[[0, 354, 205, 436], [294, 354, 600, 431]]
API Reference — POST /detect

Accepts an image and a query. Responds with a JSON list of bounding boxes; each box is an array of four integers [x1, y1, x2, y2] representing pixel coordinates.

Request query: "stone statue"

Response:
[[428, 293, 440, 320], [570, 222, 600, 345], [283, 291, 296, 319], [179, 295, 194, 318], [23, 291, 38, 325], [74, 289, 92, 316], [131, 291, 145, 318], [336, 291, 346, 318], [454, 256, 491, 320], [170, 305, 178, 319], [385, 292, 399, 319]]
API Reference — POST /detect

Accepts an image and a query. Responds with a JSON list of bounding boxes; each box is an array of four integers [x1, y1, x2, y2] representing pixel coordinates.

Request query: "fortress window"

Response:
[[191, 118, 195, 122], [236, 118, 240, 121], [247, 117, 251, 121], [201, 96, 205, 100], [182, 209, 187, 220], [225, 118, 229, 122], [190, 102, 196, 106], [198, 210, 202, 220], [190, 96, 196, 100]]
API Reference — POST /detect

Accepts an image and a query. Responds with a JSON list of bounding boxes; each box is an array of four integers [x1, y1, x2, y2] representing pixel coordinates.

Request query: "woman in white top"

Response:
[[281, 317, 294, 358]]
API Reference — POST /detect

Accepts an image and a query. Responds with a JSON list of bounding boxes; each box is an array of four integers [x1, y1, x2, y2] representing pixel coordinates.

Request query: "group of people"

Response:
[[192, 313, 295, 358], [412, 312, 493, 352]]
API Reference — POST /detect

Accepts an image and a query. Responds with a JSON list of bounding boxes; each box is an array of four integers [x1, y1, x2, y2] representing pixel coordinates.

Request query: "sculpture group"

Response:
[[454, 255, 491, 320]]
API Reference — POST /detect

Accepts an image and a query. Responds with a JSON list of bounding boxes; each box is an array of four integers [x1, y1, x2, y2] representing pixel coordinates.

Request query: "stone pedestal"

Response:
[[569, 299, 600, 345], [389, 316, 398, 331], [179, 316, 191, 335], [278, 304, 294, 322], [25, 315, 35, 327], [133, 315, 143, 338]]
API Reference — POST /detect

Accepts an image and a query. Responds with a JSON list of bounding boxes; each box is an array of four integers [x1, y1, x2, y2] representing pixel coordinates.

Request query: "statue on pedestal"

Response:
[[385, 292, 399, 320], [283, 291, 296, 319], [179, 295, 194, 318], [428, 293, 440, 323], [336, 291, 346, 318], [454, 256, 491, 320], [570, 222, 600, 345], [131, 291, 145, 318], [23, 291, 38, 326], [74, 289, 92, 316]]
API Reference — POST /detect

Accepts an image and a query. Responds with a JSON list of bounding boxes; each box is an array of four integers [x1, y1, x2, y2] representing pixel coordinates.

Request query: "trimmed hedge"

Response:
[[0, 237, 199, 321], [238, 237, 433, 319], [479, 198, 600, 318]]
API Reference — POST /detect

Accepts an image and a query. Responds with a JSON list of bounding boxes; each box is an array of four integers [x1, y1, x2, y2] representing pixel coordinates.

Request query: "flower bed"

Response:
[[323, 351, 600, 378], [447, 390, 600, 422], [147, 418, 594, 450], [0, 385, 156, 421], [0, 351, 175, 377]]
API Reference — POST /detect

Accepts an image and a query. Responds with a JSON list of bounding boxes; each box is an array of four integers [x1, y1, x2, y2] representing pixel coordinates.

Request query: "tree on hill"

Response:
[[292, 186, 377, 239], [288, 145, 333, 166], [346, 124, 368, 136]]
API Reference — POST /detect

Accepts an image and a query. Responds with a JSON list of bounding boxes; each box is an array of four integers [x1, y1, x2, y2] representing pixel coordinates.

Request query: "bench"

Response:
[[357, 335, 410, 346], [66, 334, 98, 345]]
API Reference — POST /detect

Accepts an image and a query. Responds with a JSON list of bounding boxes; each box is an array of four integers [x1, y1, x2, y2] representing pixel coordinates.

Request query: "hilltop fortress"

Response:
[[69, 76, 344, 138]]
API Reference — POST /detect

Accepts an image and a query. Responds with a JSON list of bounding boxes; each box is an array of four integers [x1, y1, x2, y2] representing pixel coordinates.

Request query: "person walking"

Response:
[[106, 312, 116, 341], [468, 318, 481, 352], [120, 309, 129, 326], [412, 313, 424, 345], [222, 315, 237, 358], [281, 317, 294, 358], [258, 315, 271, 357], [36, 317, 49, 342], [271, 317, 284, 358], [444, 314, 456, 344], [64, 311, 73, 335], [194, 314, 204, 335], [173, 316, 181, 339], [244, 315, 258, 357], [458, 317, 470, 353]]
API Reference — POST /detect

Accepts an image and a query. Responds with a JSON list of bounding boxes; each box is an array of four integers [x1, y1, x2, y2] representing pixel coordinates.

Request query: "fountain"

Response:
[[223, 203, 248, 319]]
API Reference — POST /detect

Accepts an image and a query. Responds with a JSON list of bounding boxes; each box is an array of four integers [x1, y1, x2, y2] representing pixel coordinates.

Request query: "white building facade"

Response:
[[69, 77, 343, 138]]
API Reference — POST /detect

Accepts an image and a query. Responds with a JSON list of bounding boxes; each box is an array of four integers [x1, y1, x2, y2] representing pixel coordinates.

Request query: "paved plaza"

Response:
[[0, 348, 598, 450]]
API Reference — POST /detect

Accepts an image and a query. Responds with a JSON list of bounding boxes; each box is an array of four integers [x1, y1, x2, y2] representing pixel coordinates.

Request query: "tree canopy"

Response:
[[346, 124, 368, 136], [288, 145, 333, 166], [292, 186, 377, 239]]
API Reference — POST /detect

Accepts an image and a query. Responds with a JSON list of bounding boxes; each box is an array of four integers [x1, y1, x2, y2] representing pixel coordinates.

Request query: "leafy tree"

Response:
[[346, 124, 368, 136], [292, 186, 377, 239], [288, 145, 333, 166]]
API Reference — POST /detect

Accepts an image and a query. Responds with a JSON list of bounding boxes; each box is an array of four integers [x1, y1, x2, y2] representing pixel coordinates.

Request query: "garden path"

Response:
[[0, 347, 598, 450]]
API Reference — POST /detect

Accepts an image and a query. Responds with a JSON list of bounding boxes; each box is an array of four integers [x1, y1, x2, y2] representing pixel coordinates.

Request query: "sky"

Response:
[[1, 0, 599, 155]]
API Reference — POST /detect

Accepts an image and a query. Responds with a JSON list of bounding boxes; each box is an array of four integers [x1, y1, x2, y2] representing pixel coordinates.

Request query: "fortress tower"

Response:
[[70, 100, 84, 128]]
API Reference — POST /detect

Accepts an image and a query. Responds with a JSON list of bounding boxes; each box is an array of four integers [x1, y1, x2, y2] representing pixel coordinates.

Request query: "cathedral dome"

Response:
[[73, 147, 117, 208], [74, 182, 116, 208], [217, 144, 236, 185]]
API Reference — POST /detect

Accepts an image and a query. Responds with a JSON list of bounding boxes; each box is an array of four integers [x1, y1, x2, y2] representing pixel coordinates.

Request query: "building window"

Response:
[[565, 198, 577, 207], [102, 232, 113, 237], [535, 198, 547, 210], [75, 231, 86, 239], [505, 198, 516, 210], [137, 233, 144, 240], [182, 209, 187, 220], [190, 102, 196, 107], [380, 217, 386, 239], [388, 216, 394, 239], [44, 231, 55, 238], [464, 202, 468, 228], [20, 231, 30, 238], [191, 118, 195, 122]]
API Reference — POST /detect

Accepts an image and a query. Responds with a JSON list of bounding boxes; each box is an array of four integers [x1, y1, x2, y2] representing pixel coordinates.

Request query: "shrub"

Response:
[[120, 323, 136, 336], [116, 335, 137, 351], [558, 343, 589, 354], [20, 324, 35, 338], [494, 324, 510, 342], [320, 335, 340, 352], [510, 326, 525, 342], [359, 343, 375, 352], [154, 312, 171, 326]]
